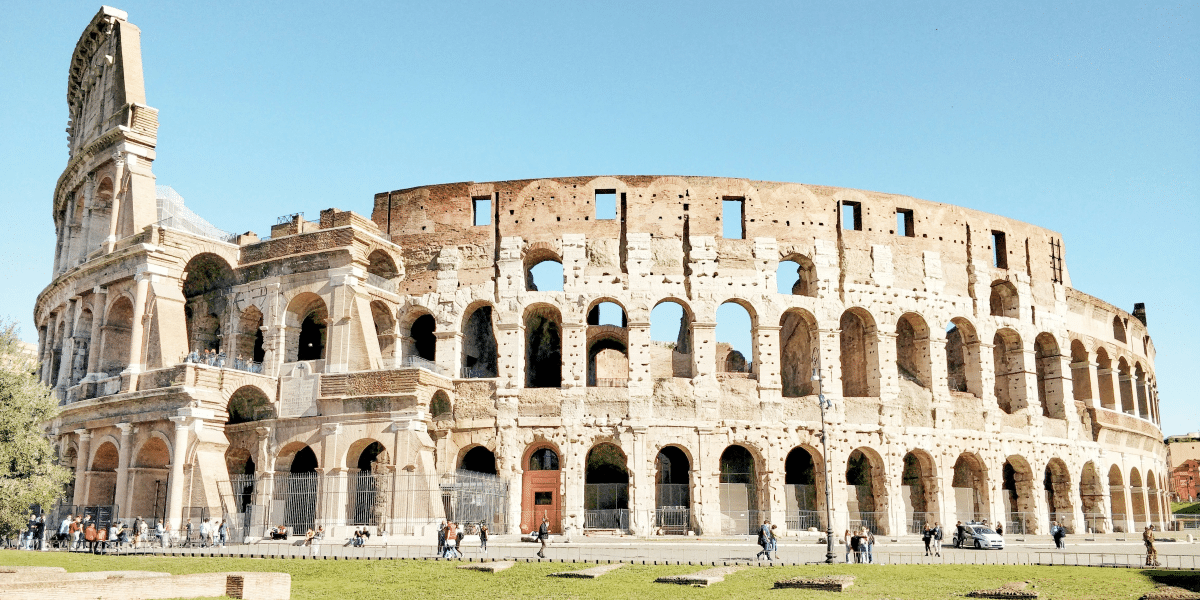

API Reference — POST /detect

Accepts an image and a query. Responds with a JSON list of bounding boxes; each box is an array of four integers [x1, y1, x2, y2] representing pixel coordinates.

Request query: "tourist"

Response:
[[843, 529, 852, 563], [314, 525, 324, 541], [537, 516, 550, 559], [931, 522, 943, 557], [304, 528, 315, 547], [922, 524, 933, 556], [59, 514, 72, 548], [1144, 525, 1160, 567], [69, 516, 82, 551], [1052, 521, 1066, 549], [768, 523, 779, 560], [184, 519, 194, 547], [84, 520, 97, 554], [755, 518, 771, 560], [479, 523, 488, 555], [109, 522, 121, 550], [155, 521, 166, 547], [436, 520, 446, 556], [218, 520, 228, 547], [134, 516, 146, 549], [443, 522, 459, 558], [864, 527, 875, 563], [850, 530, 863, 563], [199, 518, 210, 548], [995, 521, 1004, 537]]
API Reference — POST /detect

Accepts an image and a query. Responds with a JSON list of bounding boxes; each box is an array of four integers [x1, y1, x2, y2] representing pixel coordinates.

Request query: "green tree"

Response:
[[0, 319, 70, 538]]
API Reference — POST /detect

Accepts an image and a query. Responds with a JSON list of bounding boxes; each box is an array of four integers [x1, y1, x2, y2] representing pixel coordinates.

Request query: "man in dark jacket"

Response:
[[755, 519, 771, 560], [537, 516, 550, 558]]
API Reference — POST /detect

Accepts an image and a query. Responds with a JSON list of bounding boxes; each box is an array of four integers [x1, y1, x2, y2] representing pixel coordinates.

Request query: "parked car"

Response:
[[953, 522, 1005, 549]]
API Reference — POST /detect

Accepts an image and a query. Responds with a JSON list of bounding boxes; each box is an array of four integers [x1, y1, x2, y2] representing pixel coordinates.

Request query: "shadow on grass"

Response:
[[1148, 572, 1200, 592]]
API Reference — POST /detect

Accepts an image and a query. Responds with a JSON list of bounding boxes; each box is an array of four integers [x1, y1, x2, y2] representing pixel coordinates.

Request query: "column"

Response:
[[86, 287, 108, 376], [628, 427, 651, 536], [626, 320, 652, 397], [72, 430, 92, 507], [166, 417, 191, 536], [77, 177, 95, 263], [124, 272, 151, 376], [434, 330, 460, 376], [55, 298, 80, 392], [560, 321, 585, 389], [113, 423, 135, 518], [103, 152, 125, 253], [1121, 482, 1135, 533]]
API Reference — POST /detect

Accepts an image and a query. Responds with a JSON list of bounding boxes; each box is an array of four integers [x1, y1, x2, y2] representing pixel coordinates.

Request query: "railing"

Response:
[[1006, 512, 1036, 535], [849, 512, 883, 534], [720, 510, 767, 535], [364, 273, 397, 294], [584, 509, 630, 531], [182, 352, 262, 374], [1081, 512, 1108, 534], [1110, 513, 1128, 532], [908, 511, 937, 534], [591, 378, 628, 388], [460, 367, 495, 379], [786, 510, 823, 532], [880, 551, 1200, 569], [654, 507, 690, 534], [1170, 515, 1200, 531], [402, 355, 448, 376]]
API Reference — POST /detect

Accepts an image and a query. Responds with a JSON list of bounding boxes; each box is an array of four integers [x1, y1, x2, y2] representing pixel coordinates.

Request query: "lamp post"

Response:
[[813, 363, 836, 564]]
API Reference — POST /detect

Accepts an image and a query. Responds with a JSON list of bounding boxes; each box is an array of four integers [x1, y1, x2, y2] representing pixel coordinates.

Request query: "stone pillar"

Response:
[[318, 423, 344, 529], [1072, 359, 1101, 408], [55, 298, 81, 392], [124, 272, 151, 377], [755, 324, 782, 401], [77, 178, 95, 264], [73, 430, 92, 507], [103, 152, 125, 253], [324, 272, 356, 374], [692, 322, 717, 380], [877, 330, 900, 402], [694, 426, 719, 535], [628, 426, 652, 536], [114, 423, 135, 518], [626, 320, 652, 396], [435, 331, 461, 376], [496, 323, 523, 389], [561, 322, 586, 389], [86, 287, 108, 376], [166, 417, 192, 536], [1123, 372, 1140, 419]]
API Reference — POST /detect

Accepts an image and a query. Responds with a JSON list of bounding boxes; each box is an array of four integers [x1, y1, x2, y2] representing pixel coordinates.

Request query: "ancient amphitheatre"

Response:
[[33, 6, 1167, 544]]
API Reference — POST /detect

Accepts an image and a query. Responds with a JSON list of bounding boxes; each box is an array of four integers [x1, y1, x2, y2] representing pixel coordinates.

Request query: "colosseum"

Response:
[[36, 7, 1169, 542]]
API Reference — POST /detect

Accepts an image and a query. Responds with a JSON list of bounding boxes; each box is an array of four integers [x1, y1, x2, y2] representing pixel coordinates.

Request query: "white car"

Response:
[[953, 523, 1005, 549]]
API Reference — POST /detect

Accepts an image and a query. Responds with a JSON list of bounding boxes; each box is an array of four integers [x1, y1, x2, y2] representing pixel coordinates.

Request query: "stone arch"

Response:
[[1130, 467, 1148, 529], [183, 253, 235, 354], [896, 312, 932, 389], [902, 449, 938, 533], [525, 245, 563, 292], [650, 298, 694, 378], [88, 439, 120, 506], [71, 306, 93, 385], [1044, 459, 1074, 531], [777, 254, 817, 297], [366, 249, 400, 280], [946, 317, 983, 397], [989, 280, 1019, 318], [1113, 316, 1127, 343], [1134, 363, 1149, 418], [276, 443, 320, 473], [846, 447, 889, 533], [525, 303, 562, 388], [1147, 469, 1163, 526], [100, 295, 134, 376], [284, 292, 328, 363], [1108, 464, 1128, 532], [1035, 333, 1066, 419], [460, 302, 498, 378], [129, 435, 171, 520], [235, 305, 265, 363], [719, 444, 761, 534], [370, 300, 397, 365], [347, 439, 390, 471], [779, 308, 818, 397], [586, 299, 629, 386], [1070, 339, 1091, 401], [459, 445, 497, 475], [522, 442, 562, 533], [993, 328, 1026, 414], [840, 308, 879, 397], [1096, 348, 1116, 409], [716, 299, 757, 374], [1003, 455, 1037, 534], [952, 453, 991, 523], [226, 385, 276, 424], [275, 443, 319, 532], [1079, 461, 1105, 532], [585, 442, 630, 530], [654, 445, 692, 533], [397, 306, 436, 364], [430, 389, 452, 418], [1118, 357, 1134, 414]]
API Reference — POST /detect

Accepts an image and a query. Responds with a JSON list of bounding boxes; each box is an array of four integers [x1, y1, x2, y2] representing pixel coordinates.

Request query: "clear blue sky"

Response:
[[2, 2, 1196, 434]]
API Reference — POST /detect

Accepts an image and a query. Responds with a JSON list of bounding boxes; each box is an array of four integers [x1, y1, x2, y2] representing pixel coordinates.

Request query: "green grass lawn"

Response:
[[2, 550, 1197, 599], [1173, 501, 1200, 514]]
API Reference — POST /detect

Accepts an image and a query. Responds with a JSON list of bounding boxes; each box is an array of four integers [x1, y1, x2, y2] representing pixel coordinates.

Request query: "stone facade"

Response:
[[37, 8, 1169, 540]]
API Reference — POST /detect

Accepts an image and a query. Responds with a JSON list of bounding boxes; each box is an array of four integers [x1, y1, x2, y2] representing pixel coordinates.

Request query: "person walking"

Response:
[[1052, 521, 1066, 549], [850, 530, 863, 563], [479, 523, 488, 555], [218, 520, 228, 547], [443, 522, 459, 558], [922, 524, 933, 556], [843, 529, 852, 563], [69, 516, 81, 552], [755, 519, 771, 560], [537, 516, 550, 559], [184, 519, 194, 548], [768, 523, 779, 560], [864, 527, 875, 563], [436, 520, 446, 556], [1144, 525, 1160, 567], [931, 522, 943, 557], [304, 528, 315, 547]]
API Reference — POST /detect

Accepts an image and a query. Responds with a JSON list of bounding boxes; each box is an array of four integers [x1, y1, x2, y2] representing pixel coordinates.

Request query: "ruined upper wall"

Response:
[[373, 176, 1072, 302]]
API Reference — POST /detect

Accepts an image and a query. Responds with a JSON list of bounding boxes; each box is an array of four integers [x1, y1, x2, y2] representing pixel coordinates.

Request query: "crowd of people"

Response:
[[435, 520, 489, 558], [184, 349, 262, 373]]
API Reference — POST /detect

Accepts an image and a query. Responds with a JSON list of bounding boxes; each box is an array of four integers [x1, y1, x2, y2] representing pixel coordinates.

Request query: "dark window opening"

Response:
[[297, 312, 326, 361], [595, 190, 616, 220], [460, 446, 497, 475], [430, 391, 451, 418], [410, 314, 436, 361], [841, 201, 863, 231], [896, 208, 914, 237], [992, 230, 1008, 269], [529, 448, 559, 471], [472, 197, 491, 226], [534, 492, 553, 505], [722, 198, 745, 239]]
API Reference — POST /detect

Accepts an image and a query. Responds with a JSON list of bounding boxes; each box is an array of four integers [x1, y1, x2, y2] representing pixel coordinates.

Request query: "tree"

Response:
[[0, 319, 70, 538]]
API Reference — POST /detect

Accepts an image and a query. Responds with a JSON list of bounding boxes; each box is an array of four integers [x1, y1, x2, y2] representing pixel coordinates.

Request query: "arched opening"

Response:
[[1035, 333, 1065, 419], [846, 448, 887, 534], [654, 446, 691, 534], [460, 446, 497, 475], [429, 390, 451, 418], [129, 437, 170, 523], [527, 258, 564, 292], [370, 301, 396, 366], [349, 441, 390, 527], [286, 294, 328, 363], [952, 453, 990, 524], [276, 445, 319, 534], [408, 314, 436, 363], [1070, 340, 1091, 402], [183, 254, 235, 354], [902, 451, 937, 534], [1134, 363, 1149, 418], [1118, 358, 1134, 415], [1108, 465, 1128, 532], [716, 301, 754, 374], [366, 250, 400, 280], [525, 305, 562, 388], [946, 318, 982, 397], [719, 445, 759, 534], [1079, 462, 1105, 533], [585, 443, 629, 531], [88, 441, 120, 506], [1147, 471, 1162, 527], [989, 280, 1019, 318], [993, 329, 1026, 414], [226, 386, 276, 424], [587, 301, 628, 387], [225, 448, 255, 519], [71, 308, 93, 385], [1003, 456, 1036, 534], [779, 309, 817, 397], [1130, 468, 1147, 529], [896, 313, 931, 388], [786, 447, 825, 531], [521, 445, 561, 533], [100, 297, 134, 376], [776, 256, 817, 297], [1113, 316, 1127, 343], [650, 300, 693, 378], [236, 306, 266, 365], [840, 309, 878, 397], [461, 305, 498, 378], [1096, 349, 1116, 409], [1046, 458, 1075, 530], [50, 320, 66, 385]]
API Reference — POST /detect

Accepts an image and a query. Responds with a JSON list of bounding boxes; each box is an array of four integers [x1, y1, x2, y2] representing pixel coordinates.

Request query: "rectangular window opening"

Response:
[[472, 197, 491, 226], [722, 197, 745, 239], [1050, 238, 1064, 284], [595, 190, 617, 220], [896, 208, 915, 237], [534, 492, 553, 505], [841, 201, 863, 231], [992, 230, 1008, 269]]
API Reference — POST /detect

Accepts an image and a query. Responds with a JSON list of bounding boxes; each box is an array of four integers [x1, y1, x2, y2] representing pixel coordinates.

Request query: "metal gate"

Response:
[[585, 483, 629, 531], [439, 470, 508, 531], [274, 472, 318, 534], [655, 484, 690, 534], [349, 472, 392, 526]]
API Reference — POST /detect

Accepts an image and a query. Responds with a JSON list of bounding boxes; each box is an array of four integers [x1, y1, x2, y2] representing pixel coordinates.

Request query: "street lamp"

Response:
[[813, 363, 835, 564]]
